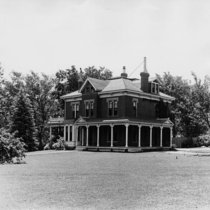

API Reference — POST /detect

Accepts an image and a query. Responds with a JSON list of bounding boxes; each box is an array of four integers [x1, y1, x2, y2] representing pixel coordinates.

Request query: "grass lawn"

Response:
[[1, 150, 210, 210]]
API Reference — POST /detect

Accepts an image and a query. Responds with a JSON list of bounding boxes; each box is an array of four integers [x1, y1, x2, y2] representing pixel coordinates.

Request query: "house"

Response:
[[48, 58, 175, 151]]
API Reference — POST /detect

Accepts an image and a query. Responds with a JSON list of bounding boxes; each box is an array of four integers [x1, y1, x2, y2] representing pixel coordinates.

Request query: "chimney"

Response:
[[121, 66, 128, 78], [140, 57, 150, 92], [78, 68, 83, 89]]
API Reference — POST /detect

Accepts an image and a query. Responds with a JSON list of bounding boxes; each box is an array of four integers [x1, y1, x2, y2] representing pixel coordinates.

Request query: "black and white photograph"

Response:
[[1, 0, 210, 209]]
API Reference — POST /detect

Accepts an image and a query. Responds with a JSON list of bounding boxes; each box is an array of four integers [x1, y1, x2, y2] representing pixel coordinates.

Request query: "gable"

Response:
[[81, 81, 95, 94], [75, 117, 87, 123]]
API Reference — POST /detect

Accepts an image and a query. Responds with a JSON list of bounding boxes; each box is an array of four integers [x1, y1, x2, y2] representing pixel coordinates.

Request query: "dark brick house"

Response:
[[48, 58, 175, 150]]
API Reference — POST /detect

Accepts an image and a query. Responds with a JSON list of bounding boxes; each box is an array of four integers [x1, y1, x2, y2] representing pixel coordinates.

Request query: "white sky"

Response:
[[0, 0, 210, 81]]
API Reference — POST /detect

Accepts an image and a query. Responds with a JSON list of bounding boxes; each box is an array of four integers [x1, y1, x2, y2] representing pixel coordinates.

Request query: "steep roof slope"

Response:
[[102, 78, 142, 92], [87, 77, 110, 91]]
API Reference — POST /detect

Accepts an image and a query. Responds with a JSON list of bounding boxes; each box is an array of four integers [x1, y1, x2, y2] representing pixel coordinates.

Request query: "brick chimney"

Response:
[[78, 68, 83, 89], [140, 57, 150, 92], [121, 66, 128, 78]]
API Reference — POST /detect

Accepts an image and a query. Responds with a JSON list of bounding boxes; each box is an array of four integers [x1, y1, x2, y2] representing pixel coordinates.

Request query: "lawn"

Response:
[[1, 150, 210, 210]]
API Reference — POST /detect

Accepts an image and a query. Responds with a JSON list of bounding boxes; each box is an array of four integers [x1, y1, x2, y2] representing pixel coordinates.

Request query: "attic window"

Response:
[[86, 87, 90, 93], [151, 82, 159, 94]]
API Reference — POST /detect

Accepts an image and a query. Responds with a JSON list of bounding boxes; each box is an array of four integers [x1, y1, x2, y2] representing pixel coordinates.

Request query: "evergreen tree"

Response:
[[10, 89, 38, 151]]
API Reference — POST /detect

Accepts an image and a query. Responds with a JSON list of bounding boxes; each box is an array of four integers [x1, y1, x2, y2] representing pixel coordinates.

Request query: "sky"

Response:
[[0, 0, 210, 82]]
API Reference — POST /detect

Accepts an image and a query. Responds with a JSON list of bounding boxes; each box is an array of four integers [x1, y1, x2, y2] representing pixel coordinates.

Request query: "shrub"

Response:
[[52, 136, 66, 150], [44, 135, 58, 150], [195, 135, 210, 147], [0, 129, 26, 164]]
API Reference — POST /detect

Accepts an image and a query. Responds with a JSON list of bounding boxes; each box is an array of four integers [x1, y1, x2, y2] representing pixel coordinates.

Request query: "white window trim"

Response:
[[71, 102, 80, 118], [132, 98, 138, 117], [84, 99, 95, 117], [151, 82, 159, 94], [107, 98, 119, 116]]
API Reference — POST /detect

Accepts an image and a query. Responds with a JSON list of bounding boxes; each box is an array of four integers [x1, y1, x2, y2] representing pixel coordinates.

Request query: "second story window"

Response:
[[109, 101, 113, 116], [90, 102, 94, 116], [107, 98, 118, 117], [86, 103, 89, 117], [114, 101, 118, 116], [72, 103, 79, 118], [133, 99, 138, 117], [84, 100, 94, 117]]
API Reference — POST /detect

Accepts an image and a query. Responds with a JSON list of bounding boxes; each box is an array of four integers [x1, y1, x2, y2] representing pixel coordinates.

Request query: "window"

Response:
[[107, 98, 118, 117], [86, 103, 89, 117], [114, 101, 118, 116], [72, 104, 75, 118], [84, 100, 94, 117], [151, 82, 159, 94], [133, 99, 138, 117], [76, 104, 79, 118], [91, 87, 94, 93], [109, 101, 113, 116], [86, 87, 90, 93], [72, 103, 80, 118], [90, 102, 94, 117]]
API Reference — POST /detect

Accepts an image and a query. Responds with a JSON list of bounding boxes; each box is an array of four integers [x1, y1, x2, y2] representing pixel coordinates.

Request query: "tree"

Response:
[[0, 71, 25, 129], [10, 89, 38, 151], [192, 72, 210, 130], [157, 72, 207, 138], [24, 71, 58, 149]]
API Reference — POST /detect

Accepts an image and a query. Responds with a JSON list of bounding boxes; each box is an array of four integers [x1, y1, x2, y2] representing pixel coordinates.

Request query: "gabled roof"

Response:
[[79, 77, 110, 92], [149, 76, 162, 84]]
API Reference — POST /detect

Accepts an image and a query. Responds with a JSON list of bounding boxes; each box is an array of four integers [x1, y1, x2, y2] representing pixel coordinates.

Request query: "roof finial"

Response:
[[121, 66, 128, 78]]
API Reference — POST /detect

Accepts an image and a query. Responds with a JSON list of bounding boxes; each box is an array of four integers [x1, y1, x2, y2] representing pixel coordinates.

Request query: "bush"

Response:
[[0, 129, 26, 164], [195, 135, 210, 147], [52, 136, 66, 150]]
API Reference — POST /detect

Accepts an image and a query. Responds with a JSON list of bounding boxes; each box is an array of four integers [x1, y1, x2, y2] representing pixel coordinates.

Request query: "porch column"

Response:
[[170, 127, 173, 147], [68, 125, 70, 141], [64, 125, 66, 141], [86, 125, 89, 147], [125, 123, 129, 148], [75, 126, 78, 146], [81, 127, 83, 146], [150, 126, 153, 147], [138, 125, 141, 147], [160, 126, 163, 147], [49, 127, 52, 140], [97, 125, 100, 147], [110, 124, 114, 147], [72, 125, 75, 141]]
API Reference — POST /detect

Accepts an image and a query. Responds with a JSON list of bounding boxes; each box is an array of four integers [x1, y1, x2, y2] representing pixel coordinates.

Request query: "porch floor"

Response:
[[76, 146, 171, 152]]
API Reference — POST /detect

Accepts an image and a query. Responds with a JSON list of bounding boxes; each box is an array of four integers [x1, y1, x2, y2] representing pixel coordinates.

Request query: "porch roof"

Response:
[[75, 117, 173, 126]]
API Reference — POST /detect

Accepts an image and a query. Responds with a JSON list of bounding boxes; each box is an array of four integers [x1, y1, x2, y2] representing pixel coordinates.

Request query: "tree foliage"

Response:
[[10, 89, 38, 151], [0, 128, 26, 164], [157, 72, 208, 138]]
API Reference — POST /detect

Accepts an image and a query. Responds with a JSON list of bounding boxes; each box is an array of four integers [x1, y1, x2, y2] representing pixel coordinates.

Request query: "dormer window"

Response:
[[151, 82, 159, 94]]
